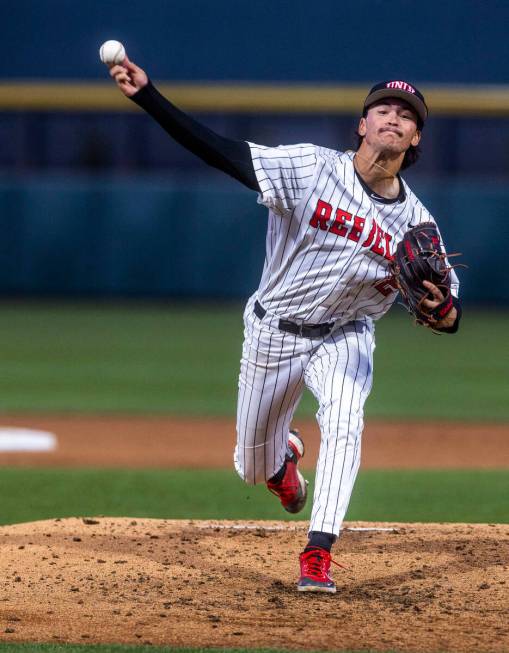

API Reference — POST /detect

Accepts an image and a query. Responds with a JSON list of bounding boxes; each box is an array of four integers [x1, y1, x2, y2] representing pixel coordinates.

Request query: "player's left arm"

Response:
[[422, 233, 461, 332]]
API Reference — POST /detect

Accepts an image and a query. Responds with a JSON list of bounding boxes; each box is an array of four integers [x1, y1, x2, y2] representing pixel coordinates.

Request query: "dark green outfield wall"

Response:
[[0, 178, 265, 298], [0, 176, 503, 302], [2, 0, 508, 84]]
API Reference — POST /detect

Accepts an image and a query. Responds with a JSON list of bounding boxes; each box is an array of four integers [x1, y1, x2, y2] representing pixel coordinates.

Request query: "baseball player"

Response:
[[108, 59, 461, 593]]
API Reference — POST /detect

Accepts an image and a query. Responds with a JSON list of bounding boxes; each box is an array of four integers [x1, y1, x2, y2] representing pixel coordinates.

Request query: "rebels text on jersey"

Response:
[[248, 143, 459, 326]]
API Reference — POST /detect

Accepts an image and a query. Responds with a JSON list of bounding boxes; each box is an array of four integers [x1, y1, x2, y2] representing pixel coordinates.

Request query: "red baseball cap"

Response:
[[364, 80, 428, 125]]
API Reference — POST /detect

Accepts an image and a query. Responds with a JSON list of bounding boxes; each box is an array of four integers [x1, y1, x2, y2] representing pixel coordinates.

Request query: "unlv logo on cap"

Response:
[[386, 81, 416, 94]]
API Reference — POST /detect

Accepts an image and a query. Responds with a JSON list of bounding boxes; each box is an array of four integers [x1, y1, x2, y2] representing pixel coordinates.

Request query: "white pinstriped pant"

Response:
[[234, 296, 375, 536]]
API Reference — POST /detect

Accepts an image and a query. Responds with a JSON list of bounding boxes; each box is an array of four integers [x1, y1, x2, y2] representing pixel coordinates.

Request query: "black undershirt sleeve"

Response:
[[130, 81, 259, 192]]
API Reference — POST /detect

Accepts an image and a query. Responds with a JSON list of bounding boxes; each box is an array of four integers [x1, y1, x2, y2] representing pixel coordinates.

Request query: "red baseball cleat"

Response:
[[297, 547, 345, 593], [267, 430, 308, 514]]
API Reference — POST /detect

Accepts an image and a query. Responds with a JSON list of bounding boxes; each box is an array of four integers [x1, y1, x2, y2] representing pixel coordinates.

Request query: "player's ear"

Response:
[[358, 117, 367, 137], [411, 129, 421, 147]]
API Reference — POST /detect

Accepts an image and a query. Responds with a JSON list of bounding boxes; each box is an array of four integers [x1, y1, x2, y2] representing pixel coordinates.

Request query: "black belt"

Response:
[[254, 300, 334, 338]]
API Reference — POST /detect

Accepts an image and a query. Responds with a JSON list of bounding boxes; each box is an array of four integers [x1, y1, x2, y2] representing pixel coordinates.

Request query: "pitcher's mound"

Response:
[[0, 518, 508, 652]]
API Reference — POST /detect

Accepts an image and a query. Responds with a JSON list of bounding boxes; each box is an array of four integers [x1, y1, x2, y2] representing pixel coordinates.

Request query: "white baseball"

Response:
[[99, 40, 126, 65]]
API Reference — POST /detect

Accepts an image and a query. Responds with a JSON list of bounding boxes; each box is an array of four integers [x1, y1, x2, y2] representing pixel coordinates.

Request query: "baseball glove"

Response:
[[390, 222, 454, 328]]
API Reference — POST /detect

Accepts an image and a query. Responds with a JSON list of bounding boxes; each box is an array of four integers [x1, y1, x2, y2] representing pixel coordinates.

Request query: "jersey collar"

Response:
[[353, 163, 406, 204]]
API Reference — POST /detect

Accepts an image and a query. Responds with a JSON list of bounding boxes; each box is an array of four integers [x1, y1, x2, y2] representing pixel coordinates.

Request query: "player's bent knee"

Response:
[[233, 450, 267, 485], [234, 463, 265, 486]]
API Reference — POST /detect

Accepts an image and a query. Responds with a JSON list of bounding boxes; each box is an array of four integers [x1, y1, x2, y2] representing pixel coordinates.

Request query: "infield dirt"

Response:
[[1, 415, 508, 469], [0, 518, 508, 653]]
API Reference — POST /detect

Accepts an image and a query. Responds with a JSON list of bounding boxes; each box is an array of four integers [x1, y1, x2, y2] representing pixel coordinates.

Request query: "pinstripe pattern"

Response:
[[248, 144, 459, 324], [304, 319, 374, 534], [234, 298, 374, 536], [234, 142, 460, 537], [234, 296, 307, 484]]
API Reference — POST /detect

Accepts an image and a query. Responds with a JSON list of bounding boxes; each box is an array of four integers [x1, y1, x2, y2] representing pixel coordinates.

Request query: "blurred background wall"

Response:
[[0, 0, 507, 302]]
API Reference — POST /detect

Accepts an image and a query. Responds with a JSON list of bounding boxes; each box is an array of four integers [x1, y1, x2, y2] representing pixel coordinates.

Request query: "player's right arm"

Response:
[[109, 57, 259, 191]]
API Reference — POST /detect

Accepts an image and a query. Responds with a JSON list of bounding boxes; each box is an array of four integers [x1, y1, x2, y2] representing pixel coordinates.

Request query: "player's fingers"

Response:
[[109, 64, 128, 79], [116, 80, 137, 97], [125, 56, 149, 85], [421, 298, 439, 310], [114, 72, 133, 85], [124, 55, 140, 73], [109, 65, 133, 86], [423, 280, 444, 302]]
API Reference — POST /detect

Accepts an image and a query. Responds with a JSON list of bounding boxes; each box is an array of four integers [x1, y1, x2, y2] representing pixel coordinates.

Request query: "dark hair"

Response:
[[355, 106, 422, 170]]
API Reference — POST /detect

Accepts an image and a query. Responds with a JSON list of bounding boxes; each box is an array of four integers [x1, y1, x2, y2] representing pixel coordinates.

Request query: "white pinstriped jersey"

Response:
[[248, 143, 459, 326]]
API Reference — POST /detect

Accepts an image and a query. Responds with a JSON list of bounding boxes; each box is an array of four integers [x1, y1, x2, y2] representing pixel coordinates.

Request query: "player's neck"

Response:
[[354, 144, 403, 200]]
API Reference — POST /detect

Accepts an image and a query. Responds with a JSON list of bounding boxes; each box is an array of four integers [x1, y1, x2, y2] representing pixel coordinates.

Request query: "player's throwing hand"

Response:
[[109, 56, 148, 98]]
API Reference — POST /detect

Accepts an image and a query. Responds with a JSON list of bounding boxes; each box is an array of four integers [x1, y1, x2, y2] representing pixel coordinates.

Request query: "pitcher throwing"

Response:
[[106, 54, 461, 593]]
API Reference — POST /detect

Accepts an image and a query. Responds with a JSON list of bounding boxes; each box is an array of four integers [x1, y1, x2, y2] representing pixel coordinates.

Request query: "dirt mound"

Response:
[[0, 518, 508, 652]]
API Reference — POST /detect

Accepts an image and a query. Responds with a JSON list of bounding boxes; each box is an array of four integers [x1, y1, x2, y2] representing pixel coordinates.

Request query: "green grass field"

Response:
[[0, 302, 507, 420], [1, 468, 507, 526]]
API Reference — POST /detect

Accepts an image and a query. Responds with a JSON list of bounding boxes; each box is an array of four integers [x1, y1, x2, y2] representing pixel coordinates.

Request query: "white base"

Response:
[[0, 427, 57, 452]]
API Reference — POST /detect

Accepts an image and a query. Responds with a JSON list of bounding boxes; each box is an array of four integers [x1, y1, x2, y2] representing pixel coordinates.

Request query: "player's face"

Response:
[[358, 99, 421, 154]]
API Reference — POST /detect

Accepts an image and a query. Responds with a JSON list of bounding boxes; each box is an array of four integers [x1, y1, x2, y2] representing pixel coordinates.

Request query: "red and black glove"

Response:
[[390, 222, 455, 328]]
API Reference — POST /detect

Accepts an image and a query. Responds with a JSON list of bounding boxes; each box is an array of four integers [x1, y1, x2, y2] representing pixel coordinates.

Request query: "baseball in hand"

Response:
[[99, 40, 126, 65]]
